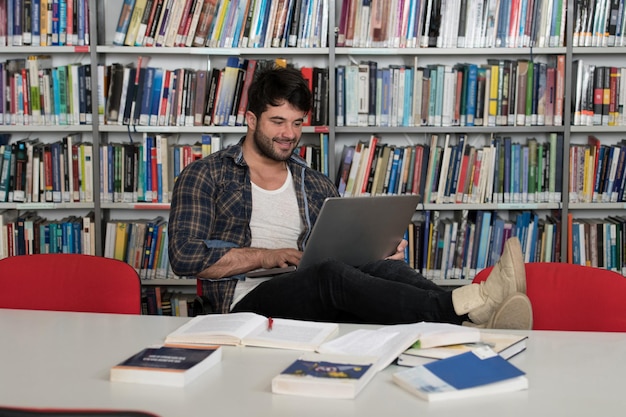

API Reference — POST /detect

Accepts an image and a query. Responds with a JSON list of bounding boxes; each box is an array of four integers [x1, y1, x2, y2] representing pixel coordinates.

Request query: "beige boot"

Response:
[[452, 237, 526, 325], [486, 293, 533, 330]]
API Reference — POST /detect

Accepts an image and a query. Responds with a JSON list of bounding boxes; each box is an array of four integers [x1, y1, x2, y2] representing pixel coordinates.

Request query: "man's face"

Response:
[[250, 101, 306, 162]]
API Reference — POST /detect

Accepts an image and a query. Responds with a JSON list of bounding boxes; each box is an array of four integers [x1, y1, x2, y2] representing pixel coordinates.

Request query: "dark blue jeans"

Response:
[[232, 259, 466, 325]]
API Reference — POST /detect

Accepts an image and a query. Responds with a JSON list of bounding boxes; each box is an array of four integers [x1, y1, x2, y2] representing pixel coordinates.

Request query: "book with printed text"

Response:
[[393, 346, 528, 401], [110, 344, 222, 387], [272, 352, 378, 399], [165, 312, 338, 351]]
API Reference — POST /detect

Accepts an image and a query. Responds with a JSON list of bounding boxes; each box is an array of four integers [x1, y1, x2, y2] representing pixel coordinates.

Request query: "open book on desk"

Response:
[[316, 322, 480, 371], [397, 332, 528, 367], [164, 312, 339, 351]]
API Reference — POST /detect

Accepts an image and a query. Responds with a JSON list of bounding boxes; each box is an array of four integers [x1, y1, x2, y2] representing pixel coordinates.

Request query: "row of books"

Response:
[[104, 216, 174, 280], [99, 131, 331, 204], [113, 0, 328, 49], [337, 56, 566, 128], [336, 133, 564, 205], [408, 210, 562, 280], [0, 0, 91, 47], [0, 209, 95, 258], [102, 56, 329, 128], [568, 135, 626, 203], [143, 287, 198, 316], [572, 0, 626, 47], [568, 213, 626, 274], [0, 56, 93, 126], [571, 62, 626, 127], [337, 0, 566, 49], [0, 128, 331, 206], [100, 133, 221, 204], [0, 134, 93, 204]]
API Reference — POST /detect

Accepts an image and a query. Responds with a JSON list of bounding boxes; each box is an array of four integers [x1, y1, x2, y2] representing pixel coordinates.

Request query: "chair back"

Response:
[[473, 262, 626, 331], [0, 254, 141, 314]]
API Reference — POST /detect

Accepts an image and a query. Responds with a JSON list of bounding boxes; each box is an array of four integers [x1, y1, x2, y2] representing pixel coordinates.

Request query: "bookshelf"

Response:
[[2, 0, 626, 302]]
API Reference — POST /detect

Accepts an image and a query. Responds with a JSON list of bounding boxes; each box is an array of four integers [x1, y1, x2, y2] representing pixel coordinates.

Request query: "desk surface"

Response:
[[1, 309, 625, 417]]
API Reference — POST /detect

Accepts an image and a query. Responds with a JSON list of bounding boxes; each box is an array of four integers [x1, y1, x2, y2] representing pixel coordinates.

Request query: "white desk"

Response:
[[1, 309, 625, 417]]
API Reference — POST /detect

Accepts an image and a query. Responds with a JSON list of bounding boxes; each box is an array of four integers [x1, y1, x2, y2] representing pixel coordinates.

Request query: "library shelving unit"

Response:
[[2, 0, 626, 303]]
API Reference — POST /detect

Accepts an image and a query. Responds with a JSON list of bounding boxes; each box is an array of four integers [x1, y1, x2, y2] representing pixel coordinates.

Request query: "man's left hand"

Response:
[[386, 239, 408, 261]]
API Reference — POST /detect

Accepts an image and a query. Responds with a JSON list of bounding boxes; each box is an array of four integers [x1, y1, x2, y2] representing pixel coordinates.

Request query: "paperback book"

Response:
[[272, 353, 379, 399], [110, 344, 222, 387], [392, 346, 528, 401]]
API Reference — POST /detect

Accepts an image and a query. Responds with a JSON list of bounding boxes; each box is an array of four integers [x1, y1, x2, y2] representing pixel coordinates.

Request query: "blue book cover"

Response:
[[13, 0, 23, 45], [147, 218, 164, 271], [503, 137, 512, 202], [32, 0, 41, 45], [387, 147, 403, 195], [107, 144, 114, 202], [571, 220, 580, 264], [465, 64, 478, 126], [173, 146, 181, 181], [139, 67, 155, 126], [111, 345, 222, 387], [427, 66, 438, 125], [611, 145, 626, 201], [149, 68, 164, 126], [48, 223, 58, 253], [113, 0, 137, 45], [59, 0, 67, 45], [77, 0, 86, 45], [403, 66, 414, 127], [62, 219, 73, 253], [40, 222, 49, 253], [380, 68, 392, 127], [144, 135, 153, 202], [488, 216, 505, 267], [512, 143, 521, 202], [421, 210, 431, 273], [448, 136, 465, 201], [475, 211, 492, 270], [280, 359, 372, 379], [72, 218, 82, 253], [495, 0, 510, 47], [434, 65, 444, 126], [393, 346, 527, 402]]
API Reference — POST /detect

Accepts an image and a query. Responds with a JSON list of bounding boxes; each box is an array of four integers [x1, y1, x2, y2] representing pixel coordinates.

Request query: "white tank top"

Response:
[[232, 168, 302, 309]]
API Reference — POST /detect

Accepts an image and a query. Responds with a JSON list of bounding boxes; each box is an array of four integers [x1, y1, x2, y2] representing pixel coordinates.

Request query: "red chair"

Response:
[[473, 262, 626, 331], [0, 254, 141, 314]]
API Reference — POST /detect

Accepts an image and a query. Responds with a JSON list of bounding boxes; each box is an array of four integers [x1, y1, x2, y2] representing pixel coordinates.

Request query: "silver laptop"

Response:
[[246, 194, 421, 277]]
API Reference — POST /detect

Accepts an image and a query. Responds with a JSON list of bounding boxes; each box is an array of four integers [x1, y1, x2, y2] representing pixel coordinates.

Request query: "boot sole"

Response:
[[487, 293, 533, 330]]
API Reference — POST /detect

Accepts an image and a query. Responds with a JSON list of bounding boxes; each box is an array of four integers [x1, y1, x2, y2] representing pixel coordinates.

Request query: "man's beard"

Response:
[[253, 129, 298, 162]]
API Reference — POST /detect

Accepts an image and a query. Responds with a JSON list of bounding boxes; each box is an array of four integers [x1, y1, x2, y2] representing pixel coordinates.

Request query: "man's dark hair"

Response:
[[247, 65, 312, 117]]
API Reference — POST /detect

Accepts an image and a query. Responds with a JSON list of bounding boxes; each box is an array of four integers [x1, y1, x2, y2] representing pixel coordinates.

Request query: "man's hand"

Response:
[[197, 247, 302, 279], [386, 239, 408, 261], [262, 248, 302, 268]]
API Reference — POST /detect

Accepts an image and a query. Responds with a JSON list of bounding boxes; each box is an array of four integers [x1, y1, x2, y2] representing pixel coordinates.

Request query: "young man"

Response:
[[168, 65, 532, 328]]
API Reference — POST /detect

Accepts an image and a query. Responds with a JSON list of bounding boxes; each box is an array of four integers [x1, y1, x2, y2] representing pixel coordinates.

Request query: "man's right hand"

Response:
[[261, 248, 302, 269]]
